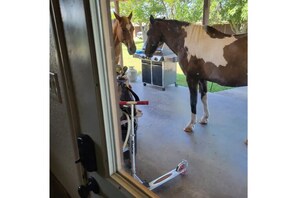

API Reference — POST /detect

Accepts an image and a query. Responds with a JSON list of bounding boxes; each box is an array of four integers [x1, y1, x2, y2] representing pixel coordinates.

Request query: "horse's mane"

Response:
[[203, 25, 232, 38], [154, 18, 247, 38], [154, 18, 190, 27]]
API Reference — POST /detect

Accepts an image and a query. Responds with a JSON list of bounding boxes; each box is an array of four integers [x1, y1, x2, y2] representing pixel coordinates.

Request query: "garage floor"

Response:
[[128, 78, 247, 198]]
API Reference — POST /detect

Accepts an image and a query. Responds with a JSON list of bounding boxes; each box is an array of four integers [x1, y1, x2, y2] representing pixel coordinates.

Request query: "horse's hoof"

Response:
[[184, 126, 193, 133], [199, 119, 208, 125]]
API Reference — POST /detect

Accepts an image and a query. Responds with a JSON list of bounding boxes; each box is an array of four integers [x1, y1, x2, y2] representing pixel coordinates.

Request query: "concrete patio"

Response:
[[128, 77, 247, 198]]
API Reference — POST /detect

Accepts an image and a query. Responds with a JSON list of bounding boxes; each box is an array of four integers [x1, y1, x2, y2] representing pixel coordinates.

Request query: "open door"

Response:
[[50, 0, 158, 197]]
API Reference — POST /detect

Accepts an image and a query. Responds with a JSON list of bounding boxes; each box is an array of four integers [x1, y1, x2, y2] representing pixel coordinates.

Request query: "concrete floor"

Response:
[[129, 78, 247, 198]]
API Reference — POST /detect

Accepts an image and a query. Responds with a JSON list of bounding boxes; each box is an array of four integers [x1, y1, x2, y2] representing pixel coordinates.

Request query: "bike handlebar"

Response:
[[119, 101, 149, 106]]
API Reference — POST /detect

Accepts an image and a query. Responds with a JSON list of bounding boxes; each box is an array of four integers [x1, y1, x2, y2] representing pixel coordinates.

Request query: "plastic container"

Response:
[[127, 66, 137, 82]]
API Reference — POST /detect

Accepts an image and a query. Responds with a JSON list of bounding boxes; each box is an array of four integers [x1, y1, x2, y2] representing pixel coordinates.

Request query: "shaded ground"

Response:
[[128, 78, 247, 198]]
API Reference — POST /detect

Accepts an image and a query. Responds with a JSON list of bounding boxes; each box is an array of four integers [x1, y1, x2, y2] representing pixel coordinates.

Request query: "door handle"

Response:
[[78, 177, 100, 198], [75, 134, 97, 172]]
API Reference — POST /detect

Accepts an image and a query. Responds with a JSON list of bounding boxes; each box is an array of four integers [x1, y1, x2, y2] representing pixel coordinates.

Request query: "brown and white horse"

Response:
[[112, 12, 136, 65], [145, 16, 247, 132]]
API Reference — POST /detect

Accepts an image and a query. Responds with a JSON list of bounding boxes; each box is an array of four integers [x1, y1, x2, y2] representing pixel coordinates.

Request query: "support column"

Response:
[[202, 0, 210, 25]]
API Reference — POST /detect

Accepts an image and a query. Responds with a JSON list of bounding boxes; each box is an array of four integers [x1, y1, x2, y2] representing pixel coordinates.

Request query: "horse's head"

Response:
[[145, 15, 164, 57], [114, 12, 136, 55]]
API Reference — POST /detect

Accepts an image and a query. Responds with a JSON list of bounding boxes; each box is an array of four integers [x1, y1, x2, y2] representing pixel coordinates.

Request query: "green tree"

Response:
[[118, 0, 165, 24], [210, 0, 247, 33], [162, 0, 204, 22], [116, 0, 247, 33]]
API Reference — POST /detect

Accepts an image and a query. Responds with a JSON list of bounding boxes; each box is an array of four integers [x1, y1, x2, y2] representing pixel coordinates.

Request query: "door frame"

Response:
[[50, 0, 158, 197]]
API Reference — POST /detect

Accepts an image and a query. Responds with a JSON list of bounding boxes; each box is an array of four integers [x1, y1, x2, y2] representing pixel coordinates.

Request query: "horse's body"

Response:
[[145, 16, 247, 132], [112, 12, 136, 65]]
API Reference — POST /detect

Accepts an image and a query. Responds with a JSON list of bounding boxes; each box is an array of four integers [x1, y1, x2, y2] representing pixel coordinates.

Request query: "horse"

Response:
[[145, 15, 247, 132], [112, 12, 136, 65]]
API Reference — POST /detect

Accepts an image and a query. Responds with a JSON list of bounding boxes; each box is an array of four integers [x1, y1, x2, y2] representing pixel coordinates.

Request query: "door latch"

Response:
[[75, 134, 97, 172]]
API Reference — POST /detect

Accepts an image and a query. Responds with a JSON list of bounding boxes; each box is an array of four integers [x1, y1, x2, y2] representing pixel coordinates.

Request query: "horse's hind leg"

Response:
[[198, 80, 209, 124], [184, 76, 199, 132]]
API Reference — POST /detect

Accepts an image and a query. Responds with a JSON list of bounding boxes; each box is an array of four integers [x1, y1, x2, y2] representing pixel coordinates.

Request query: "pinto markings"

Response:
[[145, 16, 247, 132], [182, 24, 236, 67]]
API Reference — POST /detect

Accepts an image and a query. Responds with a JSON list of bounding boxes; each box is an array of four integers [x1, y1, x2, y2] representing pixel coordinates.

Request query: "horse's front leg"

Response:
[[198, 80, 209, 124], [184, 76, 199, 132]]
